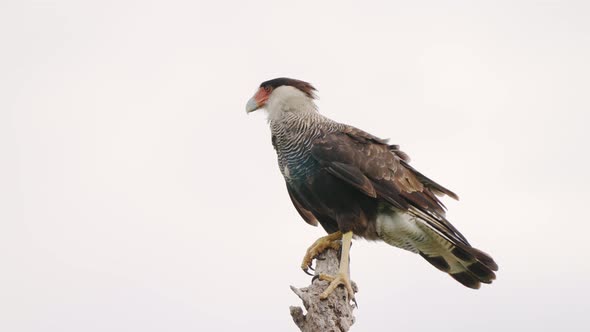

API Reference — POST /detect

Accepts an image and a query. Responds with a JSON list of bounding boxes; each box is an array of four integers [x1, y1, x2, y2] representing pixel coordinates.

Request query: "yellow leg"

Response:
[[319, 231, 355, 301], [301, 231, 342, 275]]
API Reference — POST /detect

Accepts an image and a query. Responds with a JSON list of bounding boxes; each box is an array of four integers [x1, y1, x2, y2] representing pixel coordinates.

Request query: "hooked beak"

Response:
[[245, 96, 260, 113], [245, 87, 270, 113]]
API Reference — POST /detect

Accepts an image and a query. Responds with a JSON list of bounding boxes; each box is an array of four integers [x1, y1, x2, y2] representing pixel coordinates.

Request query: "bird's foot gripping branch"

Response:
[[290, 244, 357, 332], [317, 231, 355, 302], [301, 231, 343, 275]]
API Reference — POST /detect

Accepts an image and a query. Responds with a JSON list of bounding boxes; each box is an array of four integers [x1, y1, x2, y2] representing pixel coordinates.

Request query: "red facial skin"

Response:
[[254, 86, 271, 107]]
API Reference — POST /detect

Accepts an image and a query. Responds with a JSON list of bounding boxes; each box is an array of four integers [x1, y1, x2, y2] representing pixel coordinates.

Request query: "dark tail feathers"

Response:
[[420, 245, 498, 289]]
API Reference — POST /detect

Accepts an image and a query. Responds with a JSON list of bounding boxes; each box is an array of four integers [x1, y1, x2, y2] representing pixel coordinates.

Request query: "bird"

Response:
[[246, 77, 498, 301]]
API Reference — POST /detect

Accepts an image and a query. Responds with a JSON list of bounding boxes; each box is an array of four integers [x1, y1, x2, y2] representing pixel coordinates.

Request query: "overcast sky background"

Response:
[[2, 1, 589, 331]]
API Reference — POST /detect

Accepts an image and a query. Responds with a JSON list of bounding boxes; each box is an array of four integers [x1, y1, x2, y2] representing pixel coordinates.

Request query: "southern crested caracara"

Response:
[[246, 78, 498, 301]]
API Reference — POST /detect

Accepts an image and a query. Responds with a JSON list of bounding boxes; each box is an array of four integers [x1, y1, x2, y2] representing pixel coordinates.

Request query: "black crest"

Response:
[[260, 77, 317, 99]]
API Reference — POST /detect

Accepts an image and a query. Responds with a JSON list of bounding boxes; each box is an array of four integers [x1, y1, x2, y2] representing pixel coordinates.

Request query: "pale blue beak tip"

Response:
[[246, 97, 259, 113]]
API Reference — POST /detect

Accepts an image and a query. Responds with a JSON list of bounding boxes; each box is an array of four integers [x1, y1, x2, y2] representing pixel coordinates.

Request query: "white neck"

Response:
[[264, 85, 317, 122]]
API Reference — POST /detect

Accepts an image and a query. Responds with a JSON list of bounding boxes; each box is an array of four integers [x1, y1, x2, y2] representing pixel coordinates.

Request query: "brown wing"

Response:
[[286, 183, 318, 226], [287, 182, 342, 234], [310, 126, 470, 246]]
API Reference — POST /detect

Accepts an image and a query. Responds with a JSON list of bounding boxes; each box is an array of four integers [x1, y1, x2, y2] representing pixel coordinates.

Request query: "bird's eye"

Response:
[[264, 86, 272, 93]]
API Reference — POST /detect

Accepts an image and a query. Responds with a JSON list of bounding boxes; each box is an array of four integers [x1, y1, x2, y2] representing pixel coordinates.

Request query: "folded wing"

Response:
[[310, 126, 468, 246]]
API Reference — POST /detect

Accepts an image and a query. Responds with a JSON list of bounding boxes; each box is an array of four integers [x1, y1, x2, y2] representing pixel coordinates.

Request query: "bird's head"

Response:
[[245, 78, 317, 116]]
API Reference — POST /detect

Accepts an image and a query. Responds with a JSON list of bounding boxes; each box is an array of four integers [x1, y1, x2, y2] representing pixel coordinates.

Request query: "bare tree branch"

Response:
[[289, 248, 356, 332]]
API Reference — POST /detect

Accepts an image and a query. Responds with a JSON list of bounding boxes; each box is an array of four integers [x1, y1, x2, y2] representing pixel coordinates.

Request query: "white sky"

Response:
[[1, 1, 589, 331]]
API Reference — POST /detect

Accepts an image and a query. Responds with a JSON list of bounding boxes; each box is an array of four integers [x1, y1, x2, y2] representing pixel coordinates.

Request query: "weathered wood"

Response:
[[289, 248, 357, 332]]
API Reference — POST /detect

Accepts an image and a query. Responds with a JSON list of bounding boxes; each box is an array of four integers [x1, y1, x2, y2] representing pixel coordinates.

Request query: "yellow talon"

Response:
[[319, 272, 355, 300], [301, 231, 342, 274], [317, 231, 356, 302]]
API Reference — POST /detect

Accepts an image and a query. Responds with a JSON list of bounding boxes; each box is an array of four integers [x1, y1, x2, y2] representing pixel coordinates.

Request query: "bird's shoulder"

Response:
[[310, 124, 410, 170], [310, 123, 458, 201]]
